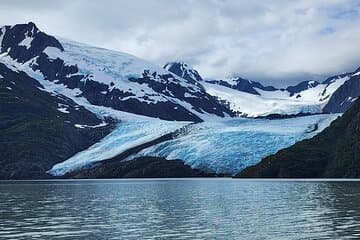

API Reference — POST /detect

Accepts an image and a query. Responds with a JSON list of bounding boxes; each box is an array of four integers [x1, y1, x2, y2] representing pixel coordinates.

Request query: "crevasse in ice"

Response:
[[132, 114, 339, 175]]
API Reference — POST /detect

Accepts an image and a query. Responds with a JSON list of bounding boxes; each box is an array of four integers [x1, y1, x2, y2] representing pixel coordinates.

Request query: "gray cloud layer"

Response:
[[1, 0, 360, 86]]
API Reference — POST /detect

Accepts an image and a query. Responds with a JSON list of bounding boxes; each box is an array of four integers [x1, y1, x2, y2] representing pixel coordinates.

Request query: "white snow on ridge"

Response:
[[55, 39, 203, 96], [43, 42, 169, 105], [58, 38, 169, 77], [320, 76, 350, 99], [27, 38, 215, 119], [353, 71, 360, 76], [0, 52, 170, 122]]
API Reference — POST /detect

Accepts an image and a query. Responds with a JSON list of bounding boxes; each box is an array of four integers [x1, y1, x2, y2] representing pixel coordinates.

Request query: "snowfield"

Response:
[[203, 76, 350, 117], [44, 40, 173, 104]]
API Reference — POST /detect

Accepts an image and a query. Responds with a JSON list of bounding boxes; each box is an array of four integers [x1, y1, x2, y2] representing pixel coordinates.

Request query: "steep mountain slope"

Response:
[[323, 69, 360, 113], [235, 98, 360, 178], [0, 62, 112, 179], [0, 22, 234, 122]]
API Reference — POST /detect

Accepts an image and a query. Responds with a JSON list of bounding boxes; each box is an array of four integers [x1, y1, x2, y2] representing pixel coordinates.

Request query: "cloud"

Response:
[[0, 0, 360, 86]]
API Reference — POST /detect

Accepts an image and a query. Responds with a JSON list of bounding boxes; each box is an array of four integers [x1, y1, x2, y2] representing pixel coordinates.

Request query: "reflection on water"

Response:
[[1, 179, 360, 239]]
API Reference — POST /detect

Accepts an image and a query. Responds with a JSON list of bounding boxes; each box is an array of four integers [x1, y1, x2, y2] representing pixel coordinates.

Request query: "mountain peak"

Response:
[[0, 23, 234, 122], [23, 21, 39, 35], [0, 22, 64, 63], [164, 61, 203, 83], [286, 80, 320, 96]]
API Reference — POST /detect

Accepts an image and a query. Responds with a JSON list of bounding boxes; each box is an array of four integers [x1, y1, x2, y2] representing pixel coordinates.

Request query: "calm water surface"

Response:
[[1, 179, 360, 239]]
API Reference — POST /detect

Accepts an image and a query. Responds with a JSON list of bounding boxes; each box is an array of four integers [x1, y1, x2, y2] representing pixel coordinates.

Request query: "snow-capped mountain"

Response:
[[164, 61, 360, 117], [1, 22, 359, 179], [206, 77, 277, 95], [0, 22, 234, 122], [286, 80, 320, 97], [164, 61, 203, 83], [203, 72, 360, 117]]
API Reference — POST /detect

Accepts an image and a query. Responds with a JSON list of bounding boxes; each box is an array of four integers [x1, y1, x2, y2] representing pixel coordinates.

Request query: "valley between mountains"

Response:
[[1, 22, 360, 179]]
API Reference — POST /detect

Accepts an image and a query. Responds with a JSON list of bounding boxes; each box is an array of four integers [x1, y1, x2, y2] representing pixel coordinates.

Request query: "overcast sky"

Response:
[[1, 0, 360, 86]]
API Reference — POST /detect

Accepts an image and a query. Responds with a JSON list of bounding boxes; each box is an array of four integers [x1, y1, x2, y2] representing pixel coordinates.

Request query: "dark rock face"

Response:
[[235, 98, 360, 178], [286, 80, 320, 96], [64, 157, 214, 178], [206, 77, 277, 95], [234, 78, 277, 93], [0, 22, 235, 122], [0, 62, 113, 179], [164, 62, 203, 83], [255, 112, 318, 120], [164, 62, 278, 96], [0, 22, 64, 63], [323, 74, 360, 113]]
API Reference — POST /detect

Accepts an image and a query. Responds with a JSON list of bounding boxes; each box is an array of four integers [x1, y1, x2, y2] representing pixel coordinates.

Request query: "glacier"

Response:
[[49, 114, 339, 176], [48, 118, 190, 176], [130, 114, 339, 175]]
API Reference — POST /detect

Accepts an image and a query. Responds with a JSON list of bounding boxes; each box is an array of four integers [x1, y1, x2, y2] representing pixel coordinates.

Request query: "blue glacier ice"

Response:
[[48, 119, 189, 176], [49, 114, 339, 176], [132, 114, 339, 175]]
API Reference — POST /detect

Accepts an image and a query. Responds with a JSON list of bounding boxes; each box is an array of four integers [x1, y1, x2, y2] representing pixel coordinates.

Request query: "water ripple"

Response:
[[1, 180, 360, 239]]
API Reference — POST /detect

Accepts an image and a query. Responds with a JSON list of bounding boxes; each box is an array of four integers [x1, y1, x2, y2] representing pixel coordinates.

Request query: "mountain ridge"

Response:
[[0, 22, 235, 122], [165, 61, 360, 117]]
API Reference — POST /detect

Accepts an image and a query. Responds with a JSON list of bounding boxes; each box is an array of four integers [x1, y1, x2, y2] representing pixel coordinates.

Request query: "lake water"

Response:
[[1, 179, 360, 239]]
